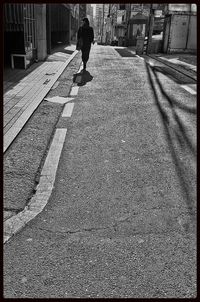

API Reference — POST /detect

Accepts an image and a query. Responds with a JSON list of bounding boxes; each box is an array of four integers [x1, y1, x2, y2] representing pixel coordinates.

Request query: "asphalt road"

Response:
[[3, 45, 196, 298]]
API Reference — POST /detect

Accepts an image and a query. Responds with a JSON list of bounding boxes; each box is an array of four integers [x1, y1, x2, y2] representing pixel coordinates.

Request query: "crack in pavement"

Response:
[[33, 224, 192, 238], [33, 208, 195, 236]]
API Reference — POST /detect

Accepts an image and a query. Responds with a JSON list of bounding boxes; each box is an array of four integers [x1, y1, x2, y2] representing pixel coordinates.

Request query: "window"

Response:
[[119, 5, 125, 10]]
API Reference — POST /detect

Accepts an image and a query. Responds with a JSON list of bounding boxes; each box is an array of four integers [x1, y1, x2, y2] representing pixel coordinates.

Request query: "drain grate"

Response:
[[115, 48, 136, 57]]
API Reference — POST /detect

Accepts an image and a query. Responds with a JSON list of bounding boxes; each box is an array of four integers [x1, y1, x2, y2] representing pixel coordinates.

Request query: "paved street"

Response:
[[3, 44, 196, 298]]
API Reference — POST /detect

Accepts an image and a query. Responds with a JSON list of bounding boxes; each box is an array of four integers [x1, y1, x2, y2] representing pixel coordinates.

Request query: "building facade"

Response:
[[86, 4, 94, 28], [101, 3, 196, 53], [79, 4, 87, 24], [4, 3, 81, 68], [4, 4, 37, 67], [163, 3, 197, 53]]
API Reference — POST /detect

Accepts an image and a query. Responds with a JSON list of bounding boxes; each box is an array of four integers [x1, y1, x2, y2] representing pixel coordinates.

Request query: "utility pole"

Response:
[[146, 4, 154, 54], [125, 3, 131, 46], [101, 4, 104, 44], [98, 10, 101, 38]]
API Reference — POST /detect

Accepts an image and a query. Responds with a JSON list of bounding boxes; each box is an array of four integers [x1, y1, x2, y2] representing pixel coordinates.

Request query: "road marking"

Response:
[[180, 84, 197, 95], [149, 61, 155, 66], [136, 55, 144, 60], [70, 86, 79, 96], [44, 96, 74, 104], [62, 102, 74, 117], [4, 128, 67, 244]]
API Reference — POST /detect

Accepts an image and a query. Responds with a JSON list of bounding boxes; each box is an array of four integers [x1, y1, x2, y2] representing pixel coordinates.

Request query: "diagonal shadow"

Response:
[[151, 66, 196, 115], [150, 65, 196, 156], [145, 61, 196, 220]]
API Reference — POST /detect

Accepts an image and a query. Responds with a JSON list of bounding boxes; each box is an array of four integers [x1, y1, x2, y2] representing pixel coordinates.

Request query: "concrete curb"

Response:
[[4, 128, 68, 244], [146, 54, 197, 81]]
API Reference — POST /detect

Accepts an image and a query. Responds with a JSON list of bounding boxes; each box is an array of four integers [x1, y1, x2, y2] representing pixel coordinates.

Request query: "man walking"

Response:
[[77, 18, 94, 70]]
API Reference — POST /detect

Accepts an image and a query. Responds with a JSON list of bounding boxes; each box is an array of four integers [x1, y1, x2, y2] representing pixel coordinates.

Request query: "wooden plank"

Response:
[[4, 86, 49, 149], [4, 84, 54, 142], [3, 95, 16, 103], [4, 85, 43, 130], [4, 110, 23, 135], [4, 82, 29, 96], [3, 63, 56, 104], [4, 96, 22, 115], [4, 84, 41, 126], [4, 83, 32, 100], [21, 61, 61, 83], [20, 61, 49, 83], [21, 64, 52, 84]]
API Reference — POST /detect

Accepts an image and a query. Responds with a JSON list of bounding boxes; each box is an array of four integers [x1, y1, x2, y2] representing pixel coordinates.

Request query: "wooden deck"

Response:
[[3, 46, 78, 153]]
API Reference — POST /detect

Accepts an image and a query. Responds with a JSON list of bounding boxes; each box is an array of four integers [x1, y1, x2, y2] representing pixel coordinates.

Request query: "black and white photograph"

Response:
[[3, 3, 197, 298]]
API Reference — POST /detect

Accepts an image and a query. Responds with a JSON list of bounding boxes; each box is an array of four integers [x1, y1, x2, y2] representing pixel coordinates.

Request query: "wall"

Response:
[[170, 14, 189, 49], [165, 13, 197, 53], [187, 15, 196, 50], [35, 4, 47, 60]]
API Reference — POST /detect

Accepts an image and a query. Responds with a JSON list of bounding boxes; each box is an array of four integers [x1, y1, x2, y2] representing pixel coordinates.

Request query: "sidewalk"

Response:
[[3, 43, 78, 152]]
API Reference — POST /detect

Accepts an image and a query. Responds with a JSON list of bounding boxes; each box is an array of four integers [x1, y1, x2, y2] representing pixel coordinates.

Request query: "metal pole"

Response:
[[147, 4, 154, 54]]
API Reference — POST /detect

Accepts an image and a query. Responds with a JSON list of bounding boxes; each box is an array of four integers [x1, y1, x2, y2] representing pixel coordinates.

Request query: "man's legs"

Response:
[[82, 45, 91, 70]]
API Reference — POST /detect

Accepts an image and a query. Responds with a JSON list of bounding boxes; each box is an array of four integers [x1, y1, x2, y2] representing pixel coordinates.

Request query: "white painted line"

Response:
[[4, 128, 67, 244], [180, 84, 197, 95], [44, 96, 74, 104], [136, 55, 144, 60], [159, 56, 175, 62], [70, 86, 79, 96], [62, 102, 74, 117], [149, 61, 155, 66]]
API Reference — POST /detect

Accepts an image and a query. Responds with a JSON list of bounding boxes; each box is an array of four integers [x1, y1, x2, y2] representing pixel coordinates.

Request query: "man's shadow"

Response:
[[73, 69, 93, 86]]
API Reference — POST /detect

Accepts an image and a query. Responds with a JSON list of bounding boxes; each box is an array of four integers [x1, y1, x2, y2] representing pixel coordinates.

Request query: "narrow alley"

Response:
[[3, 43, 196, 298]]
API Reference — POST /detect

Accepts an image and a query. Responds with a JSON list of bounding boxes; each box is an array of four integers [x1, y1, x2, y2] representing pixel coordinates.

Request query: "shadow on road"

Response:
[[145, 61, 196, 222], [73, 69, 93, 87]]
